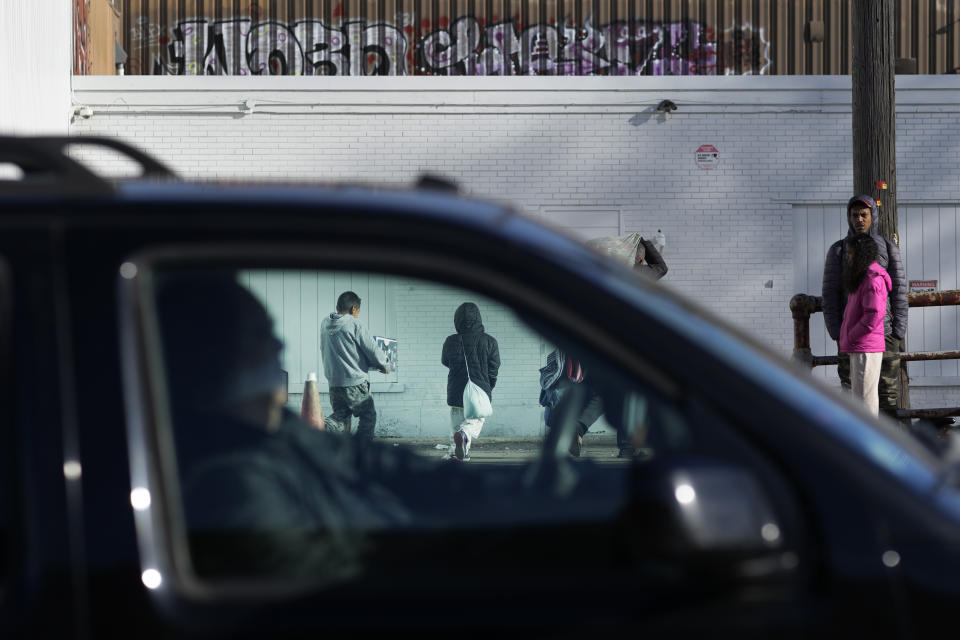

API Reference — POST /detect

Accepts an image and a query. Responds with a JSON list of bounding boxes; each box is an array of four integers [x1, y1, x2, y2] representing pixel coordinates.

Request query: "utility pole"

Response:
[[851, 0, 897, 239], [851, 0, 909, 413]]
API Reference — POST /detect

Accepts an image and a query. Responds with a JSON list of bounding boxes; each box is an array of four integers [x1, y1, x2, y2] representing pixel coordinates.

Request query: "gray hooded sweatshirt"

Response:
[[320, 313, 388, 388]]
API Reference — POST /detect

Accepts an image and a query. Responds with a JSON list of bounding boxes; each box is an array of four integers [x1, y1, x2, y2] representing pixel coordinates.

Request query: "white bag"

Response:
[[586, 232, 643, 267], [460, 335, 493, 419], [463, 379, 493, 419]]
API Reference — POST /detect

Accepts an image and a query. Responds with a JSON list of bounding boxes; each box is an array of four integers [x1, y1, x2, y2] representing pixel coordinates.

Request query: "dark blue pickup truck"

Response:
[[1, 137, 960, 638]]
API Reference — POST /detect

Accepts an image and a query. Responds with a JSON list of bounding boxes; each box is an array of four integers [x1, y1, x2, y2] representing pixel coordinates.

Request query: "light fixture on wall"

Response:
[[240, 99, 256, 115], [73, 105, 94, 120], [656, 100, 677, 113]]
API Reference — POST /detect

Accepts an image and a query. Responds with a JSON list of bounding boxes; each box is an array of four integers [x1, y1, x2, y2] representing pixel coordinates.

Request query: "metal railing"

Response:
[[790, 289, 960, 420]]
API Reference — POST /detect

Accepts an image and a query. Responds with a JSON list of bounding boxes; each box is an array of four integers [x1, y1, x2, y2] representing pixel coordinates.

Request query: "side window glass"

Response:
[[138, 265, 805, 606], [238, 270, 400, 391]]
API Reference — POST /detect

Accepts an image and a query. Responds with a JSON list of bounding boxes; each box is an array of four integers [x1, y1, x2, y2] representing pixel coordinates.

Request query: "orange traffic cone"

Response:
[[300, 372, 325, 430]]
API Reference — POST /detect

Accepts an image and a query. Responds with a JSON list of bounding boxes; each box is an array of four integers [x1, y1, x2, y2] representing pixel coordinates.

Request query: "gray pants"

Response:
[[328, 381, 376, 443]]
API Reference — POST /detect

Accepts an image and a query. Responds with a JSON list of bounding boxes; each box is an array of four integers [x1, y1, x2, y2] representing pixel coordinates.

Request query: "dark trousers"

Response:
[[837, 334, 903, 420], [546, 382, 634, 453], [329, 381, 377, 443]]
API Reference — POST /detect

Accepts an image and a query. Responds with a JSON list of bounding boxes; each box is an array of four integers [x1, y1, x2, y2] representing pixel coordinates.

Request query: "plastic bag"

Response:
[[463, 379, 493, 419], [586, 232, 643, 267]]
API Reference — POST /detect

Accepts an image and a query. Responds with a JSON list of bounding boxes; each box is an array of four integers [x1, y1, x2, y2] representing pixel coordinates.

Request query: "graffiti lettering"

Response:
[[131, 15, 769, 76]]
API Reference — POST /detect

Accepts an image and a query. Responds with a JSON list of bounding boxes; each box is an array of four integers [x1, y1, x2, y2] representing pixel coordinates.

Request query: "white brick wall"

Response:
[[69, 76, 960, 426]]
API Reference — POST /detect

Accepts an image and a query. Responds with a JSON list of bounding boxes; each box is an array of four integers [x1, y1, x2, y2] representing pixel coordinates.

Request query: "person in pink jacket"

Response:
[[839, 233, 892, 416]]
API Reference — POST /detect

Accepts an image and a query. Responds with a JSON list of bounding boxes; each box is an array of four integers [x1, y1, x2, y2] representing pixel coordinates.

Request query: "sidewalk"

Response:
[[379, 435, 625, 465]]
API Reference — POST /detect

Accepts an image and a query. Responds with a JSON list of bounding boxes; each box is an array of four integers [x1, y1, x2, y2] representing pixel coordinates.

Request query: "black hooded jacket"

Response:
[[441, 303, 501, 408], [633, 238, 668, 280], [822, 194, 907, 341]]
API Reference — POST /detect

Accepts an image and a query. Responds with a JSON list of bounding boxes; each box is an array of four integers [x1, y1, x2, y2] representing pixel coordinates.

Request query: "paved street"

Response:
[[382, 434, 628, 465]]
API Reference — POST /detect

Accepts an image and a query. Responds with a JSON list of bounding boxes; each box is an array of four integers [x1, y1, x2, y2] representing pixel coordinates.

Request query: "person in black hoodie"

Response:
[[633, 236, 668, 280], [157, 273, 480, 580], [441, 302, 501, 461]]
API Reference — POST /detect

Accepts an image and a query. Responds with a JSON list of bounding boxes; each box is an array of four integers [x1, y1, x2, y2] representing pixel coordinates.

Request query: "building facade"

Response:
[[68, 75, 960, 435], [3, 3, 959, 437]]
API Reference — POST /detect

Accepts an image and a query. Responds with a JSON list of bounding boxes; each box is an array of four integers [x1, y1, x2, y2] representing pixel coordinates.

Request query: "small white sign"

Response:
[[695, 144, 720, 169], [909, 280, 937, 293]]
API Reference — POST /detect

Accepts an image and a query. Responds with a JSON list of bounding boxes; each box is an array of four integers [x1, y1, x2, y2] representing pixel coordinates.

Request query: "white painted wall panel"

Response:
[[940, 208, 959, 378], [902, 206, 960, 381], [793, 205, 846, 386], [243, 270, 400, 391]]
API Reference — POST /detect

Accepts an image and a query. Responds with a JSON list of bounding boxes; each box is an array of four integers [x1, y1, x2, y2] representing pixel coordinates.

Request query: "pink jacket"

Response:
[[839, 262, 892, 353]]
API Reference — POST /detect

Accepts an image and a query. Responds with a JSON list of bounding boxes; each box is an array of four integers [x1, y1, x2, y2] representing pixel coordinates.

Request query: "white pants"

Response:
[[449, 407, 485, 455], [849, 352, 883, 417]]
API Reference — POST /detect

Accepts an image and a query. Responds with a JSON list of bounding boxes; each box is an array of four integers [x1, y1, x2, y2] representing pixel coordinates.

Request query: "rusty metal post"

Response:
[[907, 289, 960, 308], [791, 288, 960, 423], [790, 294, 821, 368], [896, 407, 960, 420]]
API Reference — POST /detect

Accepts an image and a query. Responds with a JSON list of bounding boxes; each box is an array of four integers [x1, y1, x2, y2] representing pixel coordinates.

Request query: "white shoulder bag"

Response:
[[460, 335, 492, 419]]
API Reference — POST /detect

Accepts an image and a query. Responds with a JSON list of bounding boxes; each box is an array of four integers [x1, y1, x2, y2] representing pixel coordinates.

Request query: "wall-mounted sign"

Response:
[[695, 144, 719, 169], [909, 280, 937, 293]]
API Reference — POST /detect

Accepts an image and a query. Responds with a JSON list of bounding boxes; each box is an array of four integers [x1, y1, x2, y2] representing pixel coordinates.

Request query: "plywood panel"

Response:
[[793, 202, 807, 300], [793, 205, 842, 385], [939, 206, 959, 376], [903, 205, 924, 369], [280, 270, 303, 382], [333, 271, 354, 305], [366, 273, 399, 383], [805, 206, 828, 382], [88, 0, 123, 74], [316, 273, 337, 376], [299, 269, 322, 382], [921, 207, 942, 376]]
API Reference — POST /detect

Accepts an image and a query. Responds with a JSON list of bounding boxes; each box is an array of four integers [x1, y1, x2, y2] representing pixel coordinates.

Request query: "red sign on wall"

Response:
[[695, 144, 719, 169], [909, 280, 937, 293]]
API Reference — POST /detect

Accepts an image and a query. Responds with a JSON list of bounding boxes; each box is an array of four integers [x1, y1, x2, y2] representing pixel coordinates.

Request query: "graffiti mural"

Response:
[[130, 13, 770, 76]]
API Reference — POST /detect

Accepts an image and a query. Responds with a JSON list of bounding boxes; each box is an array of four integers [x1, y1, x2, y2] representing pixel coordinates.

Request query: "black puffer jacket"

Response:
[[822, 194, 907, 341], [633, 238, 668, 280], [441, 303, 501, 408]]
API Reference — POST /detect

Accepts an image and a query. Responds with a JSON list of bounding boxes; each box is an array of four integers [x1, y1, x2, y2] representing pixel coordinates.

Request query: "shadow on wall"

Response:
[[628, 108, 670, 127]]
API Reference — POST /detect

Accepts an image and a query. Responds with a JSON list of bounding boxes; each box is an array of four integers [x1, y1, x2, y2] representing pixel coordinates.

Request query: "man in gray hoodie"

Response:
[[321, 291, 390, 443]]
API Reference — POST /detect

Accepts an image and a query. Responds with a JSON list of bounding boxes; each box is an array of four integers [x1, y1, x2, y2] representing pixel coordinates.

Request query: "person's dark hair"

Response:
[[336, 291, 361, 313], [842, 233, 879, 294]]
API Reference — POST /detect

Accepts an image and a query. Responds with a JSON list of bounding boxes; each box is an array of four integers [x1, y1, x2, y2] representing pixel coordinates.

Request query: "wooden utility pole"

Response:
[[852, 0, 909, 413], [851, 0, 897, 240]]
